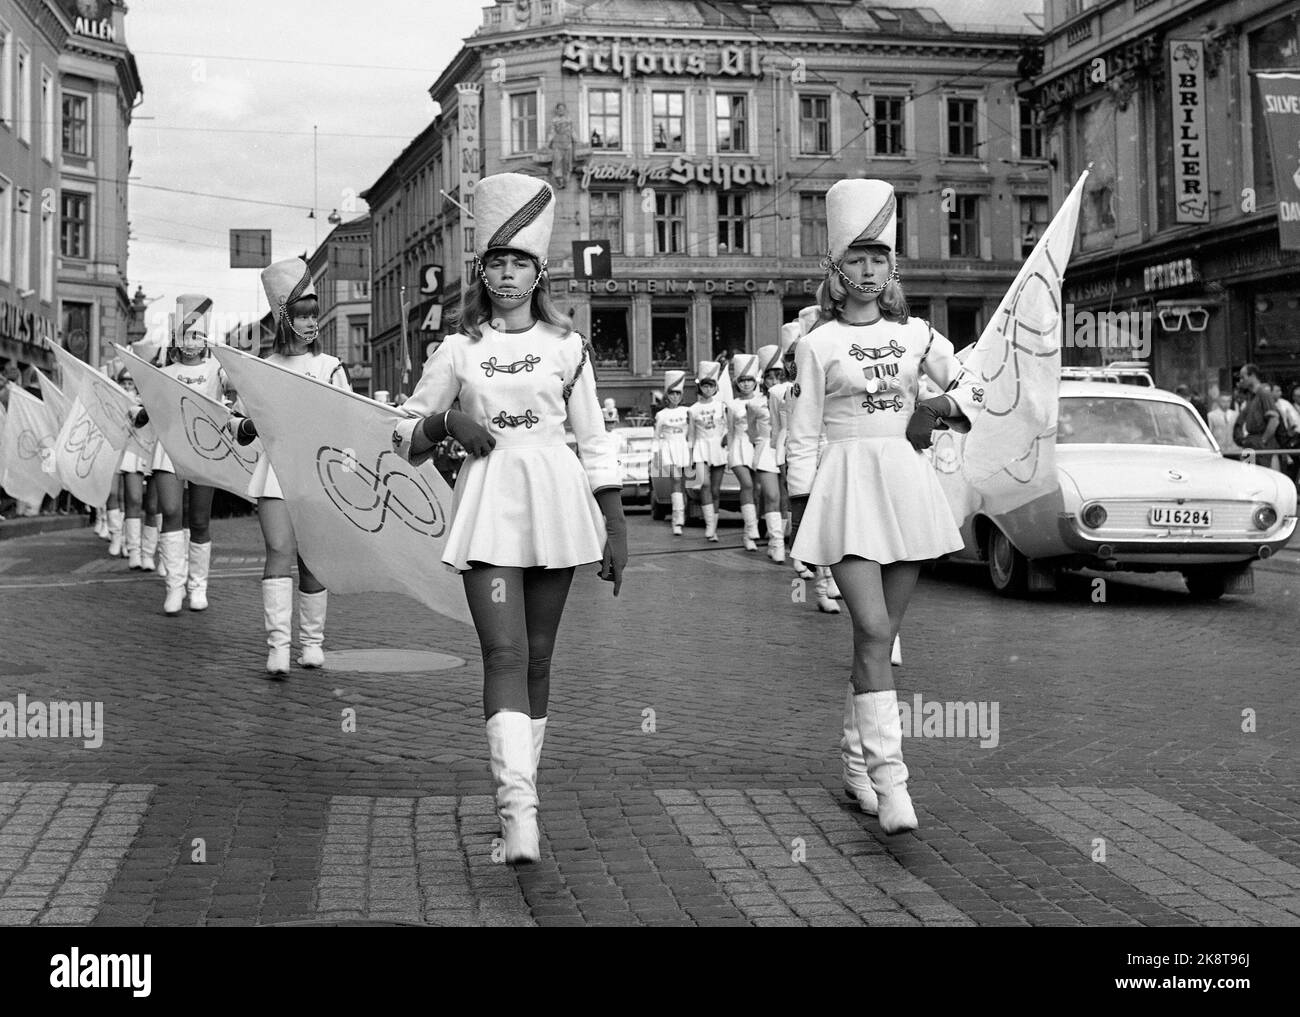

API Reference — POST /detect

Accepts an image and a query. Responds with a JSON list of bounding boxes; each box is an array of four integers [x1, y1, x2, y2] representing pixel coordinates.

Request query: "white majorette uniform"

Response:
[[653, 371, 691, 473], [245, 352, 350, 500], [151, 298, 228, 477], [768, 323, 802, 468], [749, 344, 783, 474], [687, 361, 728, 467], [727, 354, 760, 470]]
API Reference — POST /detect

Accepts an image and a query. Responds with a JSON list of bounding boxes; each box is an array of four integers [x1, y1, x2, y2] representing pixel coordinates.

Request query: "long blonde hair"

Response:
[[452, 256, 573, 341], [816, 246, 909, 327]]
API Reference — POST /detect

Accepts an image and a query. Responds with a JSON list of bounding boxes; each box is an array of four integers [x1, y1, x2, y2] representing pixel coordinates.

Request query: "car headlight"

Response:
[[1081, 503, 1107, 529], [1252, 504, 1278, 530]]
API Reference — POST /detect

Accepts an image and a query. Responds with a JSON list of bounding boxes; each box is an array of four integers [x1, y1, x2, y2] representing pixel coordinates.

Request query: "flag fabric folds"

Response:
[[935, 170, 1089, 525], [53, 396, 121, 506], [117, 345, 257, 499], [47, 341, 157, 462], [211, 347, 472, 625], [34, 369, 71, 426], [1, 387, 64, 503]]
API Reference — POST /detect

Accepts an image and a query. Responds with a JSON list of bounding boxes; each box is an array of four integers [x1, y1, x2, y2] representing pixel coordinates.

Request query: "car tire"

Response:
[[985, 525, 1030, 597], [1182, 569, 1228, 600]]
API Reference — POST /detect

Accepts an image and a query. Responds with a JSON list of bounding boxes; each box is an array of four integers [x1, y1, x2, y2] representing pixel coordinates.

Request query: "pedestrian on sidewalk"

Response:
[[687, 361, 729, 542], [1234, 364, 1283, 473], [728, 354, 762, 550], [1207, 392, 1240, 454], [786, 178, 975, 836], [391, 172, 627, 865], [652, 371, 691, 535], [230, 261, 350, 674]]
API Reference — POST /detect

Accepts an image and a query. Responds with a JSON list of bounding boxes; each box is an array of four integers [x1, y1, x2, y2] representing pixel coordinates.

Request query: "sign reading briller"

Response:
[[1170, 40, 1209, 223]]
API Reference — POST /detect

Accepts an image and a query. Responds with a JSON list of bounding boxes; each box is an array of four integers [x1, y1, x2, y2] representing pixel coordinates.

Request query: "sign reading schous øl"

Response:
[[572, 240, 612, 280]]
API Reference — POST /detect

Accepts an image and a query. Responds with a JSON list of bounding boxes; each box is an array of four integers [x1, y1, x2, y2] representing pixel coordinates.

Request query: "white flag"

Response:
[[1, 387, 62, 503], [211, 347, 471, 626], [53, 396, 121, 506], [117, 346, 256, 499], [46, 340, 154, 455], [34, 368, 71, 427], [937, 170, 1089, 524]]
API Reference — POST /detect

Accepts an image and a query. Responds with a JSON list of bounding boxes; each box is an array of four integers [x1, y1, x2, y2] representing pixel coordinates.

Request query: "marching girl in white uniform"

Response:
[[787, 179, 980, 835], [231, 259, 350, 676], [114, 367, 149, 570], [727, 354, 761, 550], [652, 371, 691, 536], [770, 323, 814, 580], [751, 337, 798, 564], [393, 173, 627, 865], [687, 360, 729, 541]]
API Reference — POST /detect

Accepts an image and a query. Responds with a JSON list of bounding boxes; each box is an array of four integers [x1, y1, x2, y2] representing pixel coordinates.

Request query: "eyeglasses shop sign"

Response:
[[1170, 40, 1209, 224]]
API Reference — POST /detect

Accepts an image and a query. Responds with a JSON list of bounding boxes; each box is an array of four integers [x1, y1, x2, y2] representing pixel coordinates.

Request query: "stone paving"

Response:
[[0, 512, 1296, 927]]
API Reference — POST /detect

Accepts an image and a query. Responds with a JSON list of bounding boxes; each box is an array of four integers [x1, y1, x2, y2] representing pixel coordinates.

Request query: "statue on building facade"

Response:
[[546, 103, 575, 185]]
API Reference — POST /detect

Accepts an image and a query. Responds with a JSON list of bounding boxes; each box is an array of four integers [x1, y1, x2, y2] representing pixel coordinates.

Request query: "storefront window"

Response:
[[61, 300, 92, 360], [947, 300, 983, 346], [711, 307, 747, 361], [1077, 98, 1117, 250], [590, 306, 631, 370], [1249, 14, 1300, 205], [652, 309, 689, 369]]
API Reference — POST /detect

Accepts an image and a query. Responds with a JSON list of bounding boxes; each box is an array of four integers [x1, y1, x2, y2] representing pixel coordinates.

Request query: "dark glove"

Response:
[[130, 407, 149, 428], [789, 495, 808, 535], [422, 409, 496, 458], [229, 416, 258, 446], [595, 488, 627, 596], [906, 396, 951, 451]]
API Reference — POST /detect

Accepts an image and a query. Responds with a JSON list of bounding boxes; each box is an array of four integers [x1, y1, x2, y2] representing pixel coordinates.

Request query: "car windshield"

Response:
[[1057, 396, 1215, 449]]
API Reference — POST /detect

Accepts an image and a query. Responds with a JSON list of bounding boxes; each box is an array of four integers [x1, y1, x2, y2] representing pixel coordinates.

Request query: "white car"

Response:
[[944, 379, 1298, 599]]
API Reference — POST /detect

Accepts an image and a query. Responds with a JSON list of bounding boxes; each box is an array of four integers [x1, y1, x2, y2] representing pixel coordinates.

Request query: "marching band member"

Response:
[[232, 259, 349, 675], [137, 298, 227, 615], [727, 354, 761, 550], [653, 370, 691, 536], [392, 173, 626, 865], [115, 367, 148, 570], [750, 343, 785, 563], [687, 361, 729, 541], [773, 324, 815, 581], [787, 178, 976, 835]]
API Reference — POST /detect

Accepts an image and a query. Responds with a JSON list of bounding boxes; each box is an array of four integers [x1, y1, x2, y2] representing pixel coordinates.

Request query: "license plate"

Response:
[[1150, 506, 1212, 527]]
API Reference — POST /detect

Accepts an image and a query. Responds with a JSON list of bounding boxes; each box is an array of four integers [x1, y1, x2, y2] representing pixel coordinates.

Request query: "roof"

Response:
[[1059, 381, 1187, 404]]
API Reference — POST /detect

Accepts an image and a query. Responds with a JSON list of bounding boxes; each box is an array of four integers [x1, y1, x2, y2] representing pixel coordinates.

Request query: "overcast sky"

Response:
[[126, 0, 485, 339]]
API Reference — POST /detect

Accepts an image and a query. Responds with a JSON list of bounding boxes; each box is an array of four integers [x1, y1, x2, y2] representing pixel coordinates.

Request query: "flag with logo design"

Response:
[[117, 346, 257, 499], [53, 395, 122, 506], [47, 341, 157, 462], [211, 347, 471, 625], [34, 369, 71, 426], [934, 170, 1089, 524], [1, 387, 64, 503]]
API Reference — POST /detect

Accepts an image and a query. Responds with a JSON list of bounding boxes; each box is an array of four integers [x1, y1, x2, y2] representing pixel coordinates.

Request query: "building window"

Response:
[[509, 91, 538, 154], [0, 23, 11, 127], [799, 192, 827, 257], [799, 94, 831, 154], [349, 321, 369, 362], [60, 191, 90, 259], [0, 178, 10, 283], [716, 93, 747, 152], [873, 96, 905, 156], [717, 192, 747, 253], [589, 189, 623, 253], [1019, 196, 1049, 256], [16, 43, 29, 143], [651, 91, 685, 151], [652, 309, 689, 369], [62, 301, 92, 360], [62, 93, 89, 157], [948, 195, 980, 258], [654, 191, 685, 254], [895, 193, 909, 259], [588, 88, 621, 149], [15, 188, 30, 291], [947, 299, 983, 344], [1019, 102, 1043, 160], [40, 68, 53, 160], [40, 202, 53, 302], [947, 98, 978, 157], [712, 307, 747, 361], [590, 306, 630, 370]]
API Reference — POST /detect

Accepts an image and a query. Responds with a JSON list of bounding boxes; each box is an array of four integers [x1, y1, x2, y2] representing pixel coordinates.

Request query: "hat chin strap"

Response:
[[832, 259, 899, 296], [477, 256, 548, 301]]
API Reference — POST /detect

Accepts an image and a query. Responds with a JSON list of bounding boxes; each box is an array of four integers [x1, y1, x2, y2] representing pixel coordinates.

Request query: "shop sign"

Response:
[[562, 40, 763, 79], [1143, 257, 1200, 292], [66, 0, 117, 41], [1169, 41, 1209, 223], [567, 278, 819, 296], [1256, 72, 1300, 251], [580, 155, 775, 191], [0, 300, 57, 349], [1037, 32, 1159, 107]]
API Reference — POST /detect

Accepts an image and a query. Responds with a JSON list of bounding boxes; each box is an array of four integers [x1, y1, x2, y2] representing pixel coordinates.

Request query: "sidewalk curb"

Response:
[[0, 515, 92, 542]]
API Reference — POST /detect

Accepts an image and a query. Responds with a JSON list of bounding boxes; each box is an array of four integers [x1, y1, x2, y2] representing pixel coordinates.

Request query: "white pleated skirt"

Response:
[[691, 435, 727, 468], [727, 434, 755, 471]]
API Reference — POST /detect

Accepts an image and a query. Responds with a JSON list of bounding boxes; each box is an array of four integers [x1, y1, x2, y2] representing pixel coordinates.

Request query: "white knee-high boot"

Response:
[[187, 541, 211, 611], [740, 503, 759, 551], [841, 683, 878, 815], [158, 531, 188, 615], [853, 689, 918, 835], [297, 589, 327, 668], [140, 521, 159, 572], [106, 509, 124, 556], [94, 507, 110, 539], [765, 511, 785, 563], [670, 491, 686, 535], [814, 567, 840, 613], [124, 517, 142, 570], [486, 711, 540, 863], [701, 502, 719, 541], [262, 577, 293, 675]]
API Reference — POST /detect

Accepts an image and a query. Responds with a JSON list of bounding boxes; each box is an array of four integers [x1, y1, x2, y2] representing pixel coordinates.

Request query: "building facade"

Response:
[[372, 0, 1046, 412], [0, 0, 67, 383], [306, 213, 372, 396], [1033, 0, 1300, 397]]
